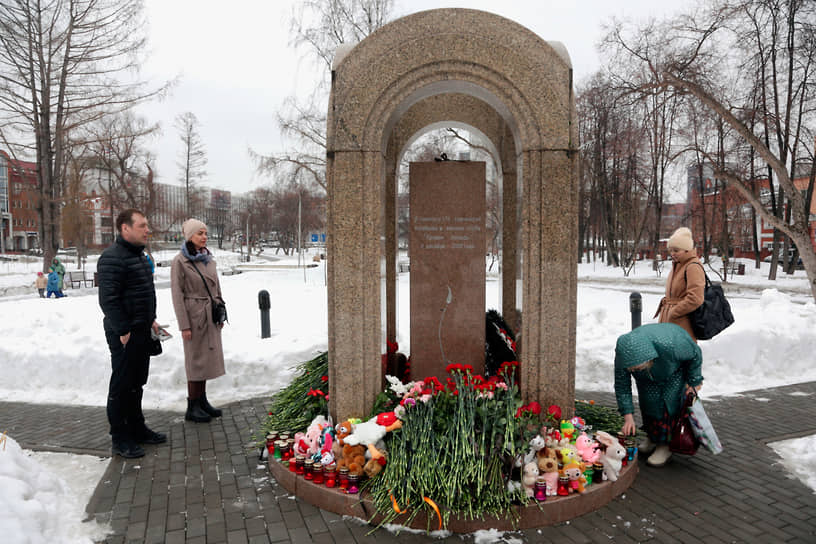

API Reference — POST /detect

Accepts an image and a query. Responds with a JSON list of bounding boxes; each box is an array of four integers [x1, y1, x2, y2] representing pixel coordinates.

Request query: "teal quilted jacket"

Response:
[[614, 323, 703, 419]]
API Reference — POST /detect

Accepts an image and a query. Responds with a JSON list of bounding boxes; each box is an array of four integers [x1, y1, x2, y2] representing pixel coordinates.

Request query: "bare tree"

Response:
[[605, 1, 816, 301], [603, 20, 687, 271], [270, 187, 325, 256], [61, 144, 95, 265], [577, 71, 654, 273], [252, 0, 394, 193], [0, 0, 167, 268], [82, 112, 160, 238], [175, 112, 208, 216]]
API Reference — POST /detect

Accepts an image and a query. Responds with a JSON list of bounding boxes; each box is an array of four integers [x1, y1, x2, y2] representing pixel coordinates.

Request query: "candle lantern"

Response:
[[593, 462, 604, 483], [625, 437, 637, 461], [312, 462, 324, 484], [347, 473, 359, 494], [338, 467, 350, 490], [325, 463, 337, 488], [583, 464, 594, 486], [534, 477, 547, 502], [557, 475, 570, 496]]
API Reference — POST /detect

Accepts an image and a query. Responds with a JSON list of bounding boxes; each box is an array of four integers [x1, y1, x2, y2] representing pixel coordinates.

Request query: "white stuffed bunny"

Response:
[[595, 431, 627, 482]]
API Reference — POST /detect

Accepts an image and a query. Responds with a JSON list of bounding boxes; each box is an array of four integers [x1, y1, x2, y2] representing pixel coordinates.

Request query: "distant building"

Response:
[[0, 150, 40, 252], [687, 162, 816, 258]]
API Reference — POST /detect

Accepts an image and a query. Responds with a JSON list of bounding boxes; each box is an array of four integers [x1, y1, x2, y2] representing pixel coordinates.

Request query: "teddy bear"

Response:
[[521, 462, 539, 498], [332, 419, 355, 463], [561, 462, 586, 493], [595, 431, 627, 482], [537, 456, 559, 496], [337, 443, 367, 476], [363, 445, 387, 478]]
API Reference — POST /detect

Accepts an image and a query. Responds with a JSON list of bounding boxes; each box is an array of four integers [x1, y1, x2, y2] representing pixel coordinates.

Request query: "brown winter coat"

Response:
[[654, 251, 705, 342], [171, 252, 226, 381], [35, 275, 48, 289]]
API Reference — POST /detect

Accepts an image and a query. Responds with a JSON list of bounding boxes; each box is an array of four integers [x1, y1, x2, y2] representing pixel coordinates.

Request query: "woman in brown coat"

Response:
[[654, 227, 705, 342], [171, 219, 226, 422]]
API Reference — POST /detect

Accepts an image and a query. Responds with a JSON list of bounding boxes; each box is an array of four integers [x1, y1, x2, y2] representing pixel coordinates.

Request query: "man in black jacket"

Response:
[[98, 209, 165, 458]]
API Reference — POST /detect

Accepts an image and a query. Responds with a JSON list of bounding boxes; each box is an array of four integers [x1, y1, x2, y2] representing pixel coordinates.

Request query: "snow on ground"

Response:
[[1, 248, 815, 541], [0, 435, 110, 543], [769, 435, 816, 495]]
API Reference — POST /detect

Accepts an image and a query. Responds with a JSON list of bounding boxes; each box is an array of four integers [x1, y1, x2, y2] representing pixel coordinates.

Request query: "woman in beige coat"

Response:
[[654, 227, 705, 342], [171, 219, 226, 422]]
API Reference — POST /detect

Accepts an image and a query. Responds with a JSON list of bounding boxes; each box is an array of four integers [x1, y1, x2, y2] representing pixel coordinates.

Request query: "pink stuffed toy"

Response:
[[574, 431, 601, 465], [296, 415, 330, 459]]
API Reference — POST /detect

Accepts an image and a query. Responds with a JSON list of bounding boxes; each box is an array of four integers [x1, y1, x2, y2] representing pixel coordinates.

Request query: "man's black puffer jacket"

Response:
[[98, 236, 157, 336]]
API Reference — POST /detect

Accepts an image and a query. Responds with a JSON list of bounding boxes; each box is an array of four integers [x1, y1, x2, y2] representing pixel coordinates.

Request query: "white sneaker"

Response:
[[646, 445, 672, 467], [638, 437, 656, 455]]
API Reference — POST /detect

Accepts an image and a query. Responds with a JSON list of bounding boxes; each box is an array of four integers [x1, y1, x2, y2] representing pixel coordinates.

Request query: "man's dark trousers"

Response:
[[106, 326, 151, 442]]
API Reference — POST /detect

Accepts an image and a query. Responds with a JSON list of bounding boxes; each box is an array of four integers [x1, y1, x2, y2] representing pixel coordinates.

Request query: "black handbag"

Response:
[[686, 264, 734, 340], [147, 337, 163, 356], [191, 261, 228, 325]]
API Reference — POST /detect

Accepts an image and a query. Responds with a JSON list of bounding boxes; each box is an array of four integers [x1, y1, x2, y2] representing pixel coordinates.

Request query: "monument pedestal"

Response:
[[268, 456, 637, 532]]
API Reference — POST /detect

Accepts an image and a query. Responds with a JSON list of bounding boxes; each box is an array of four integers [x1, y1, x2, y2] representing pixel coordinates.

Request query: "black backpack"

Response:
[[686, 263, 735, 340]]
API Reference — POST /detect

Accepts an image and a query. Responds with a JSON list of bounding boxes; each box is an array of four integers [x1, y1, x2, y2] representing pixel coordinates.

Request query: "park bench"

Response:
[[66, 270, 94, 288]]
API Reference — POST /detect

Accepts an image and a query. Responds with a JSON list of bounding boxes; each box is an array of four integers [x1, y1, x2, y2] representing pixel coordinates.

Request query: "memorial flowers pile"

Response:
[[258, 349, 626, 531], [366, 361, 534, 528], [260, 352, 329, 437]]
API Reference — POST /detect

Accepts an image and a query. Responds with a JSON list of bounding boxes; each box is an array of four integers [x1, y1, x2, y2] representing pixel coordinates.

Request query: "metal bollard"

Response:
[[259, 290, 271, 338], [629, 292, 642, 330]]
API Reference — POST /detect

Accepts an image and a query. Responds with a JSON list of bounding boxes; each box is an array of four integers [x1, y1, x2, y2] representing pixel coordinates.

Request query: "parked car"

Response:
[[764, 249, 803, 267]]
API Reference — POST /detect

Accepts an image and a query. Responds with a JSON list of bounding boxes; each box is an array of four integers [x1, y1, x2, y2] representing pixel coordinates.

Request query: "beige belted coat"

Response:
[[171, 252, 226, 381], [654, 251, 705, 342]]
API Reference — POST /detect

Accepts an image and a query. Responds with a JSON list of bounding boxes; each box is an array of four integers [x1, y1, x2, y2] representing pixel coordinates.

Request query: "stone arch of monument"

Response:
[[326, 8, 578, 421], [384, 94, 516, 350]]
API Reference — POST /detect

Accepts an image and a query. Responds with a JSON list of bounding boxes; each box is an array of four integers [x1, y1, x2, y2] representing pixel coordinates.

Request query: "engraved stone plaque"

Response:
[[409, 161, 486, 379]]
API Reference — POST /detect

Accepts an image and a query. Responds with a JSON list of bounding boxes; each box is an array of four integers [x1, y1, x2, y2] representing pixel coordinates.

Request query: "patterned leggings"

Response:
[[642, 409, 674, 443]]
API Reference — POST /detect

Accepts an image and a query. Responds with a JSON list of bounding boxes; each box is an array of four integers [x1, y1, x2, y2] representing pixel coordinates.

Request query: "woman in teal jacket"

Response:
[[614, 323, 703, 467]]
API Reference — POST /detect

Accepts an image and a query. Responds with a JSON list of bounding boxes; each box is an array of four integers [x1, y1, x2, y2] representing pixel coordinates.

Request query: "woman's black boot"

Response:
[[185, 398, 212, 422], [200, 393, 222, 417]]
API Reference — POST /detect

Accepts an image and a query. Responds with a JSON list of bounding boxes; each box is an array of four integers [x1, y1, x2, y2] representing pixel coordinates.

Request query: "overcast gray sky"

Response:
[[138, 0, 694, 195]]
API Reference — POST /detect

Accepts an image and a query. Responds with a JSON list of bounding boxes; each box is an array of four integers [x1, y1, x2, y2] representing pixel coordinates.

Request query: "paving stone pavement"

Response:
[[2, 382, 816, 543]]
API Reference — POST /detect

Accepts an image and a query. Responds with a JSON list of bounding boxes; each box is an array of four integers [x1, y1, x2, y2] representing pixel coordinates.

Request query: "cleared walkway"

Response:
[[3, 382, 816, 543]]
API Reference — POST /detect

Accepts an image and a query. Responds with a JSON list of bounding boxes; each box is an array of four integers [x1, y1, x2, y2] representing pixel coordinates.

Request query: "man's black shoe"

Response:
[[112, 439, 145, 459], [134, 427, 167, 445]]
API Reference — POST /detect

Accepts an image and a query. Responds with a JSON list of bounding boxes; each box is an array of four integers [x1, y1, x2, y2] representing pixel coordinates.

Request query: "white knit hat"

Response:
[[182, 218, 207, 241], [668, 227, 694, 251]]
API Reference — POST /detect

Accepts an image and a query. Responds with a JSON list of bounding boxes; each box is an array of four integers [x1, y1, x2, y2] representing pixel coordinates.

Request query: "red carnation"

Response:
[[547, 404, 562, 421], [446, 363, 464, 374]]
